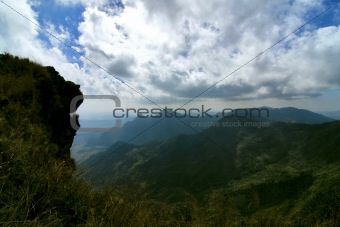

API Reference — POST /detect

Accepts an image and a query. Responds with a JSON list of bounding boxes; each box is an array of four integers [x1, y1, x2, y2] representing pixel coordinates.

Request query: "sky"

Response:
[[1, 0, 340, 119]]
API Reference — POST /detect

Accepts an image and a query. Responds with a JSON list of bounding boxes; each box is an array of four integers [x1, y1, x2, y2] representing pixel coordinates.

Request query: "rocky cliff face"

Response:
[[0, 54, 86, 223], [0, 53, 82, 167]]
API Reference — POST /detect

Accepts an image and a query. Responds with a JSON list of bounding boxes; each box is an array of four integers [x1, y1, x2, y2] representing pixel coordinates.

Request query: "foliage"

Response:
[[0, 53, 339, 226]]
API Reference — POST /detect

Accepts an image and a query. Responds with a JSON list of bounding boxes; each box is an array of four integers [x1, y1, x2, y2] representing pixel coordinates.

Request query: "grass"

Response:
[[1, 53, 339, 226]]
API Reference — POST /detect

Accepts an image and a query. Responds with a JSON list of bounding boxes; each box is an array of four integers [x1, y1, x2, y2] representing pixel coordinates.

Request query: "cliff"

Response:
[[0, 53, 82, 166], [0, 53, 84, 223], [1, 54, 338, 226]]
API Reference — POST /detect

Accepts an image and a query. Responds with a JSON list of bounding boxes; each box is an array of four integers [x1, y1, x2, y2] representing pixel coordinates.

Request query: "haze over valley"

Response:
[[1, 0, 340, 225]]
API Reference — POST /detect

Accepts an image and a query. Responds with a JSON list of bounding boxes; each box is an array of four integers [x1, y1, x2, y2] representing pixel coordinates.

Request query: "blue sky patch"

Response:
[[33, 0, 84, 65]]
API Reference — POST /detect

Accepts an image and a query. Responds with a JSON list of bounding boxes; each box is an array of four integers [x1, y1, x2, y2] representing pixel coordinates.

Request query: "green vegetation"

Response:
[[1, 54, 339, 226], [83, 120, 340, 226], [0, 54, 171, 226]]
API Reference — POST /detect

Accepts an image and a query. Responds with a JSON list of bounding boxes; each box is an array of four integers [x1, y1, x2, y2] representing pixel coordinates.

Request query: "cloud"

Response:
[[55, 0, 110, 7], [1, 0, 340, 111], [0, 0, 43, 57], [107, 54, 136, 78], [44, 22, 71, 47], [71, 0, 340, 106], [0, 0, 121, 98]]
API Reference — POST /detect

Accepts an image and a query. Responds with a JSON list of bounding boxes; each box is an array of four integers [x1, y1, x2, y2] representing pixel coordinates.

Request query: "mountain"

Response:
[[319, 109, 340, 120], [72, 107, 333, 163], [80, 117, 340, 224], [71, 117, 137, 162], [1, 54, 192, 226], [88, 107, 334, 148], [85, 112, 215, 147], [71, 112, 216, 163], [2, 54, 339, 225], [81, 117, 340, 195], [71, 132, 105, 162], [265, 106, 334, 123]]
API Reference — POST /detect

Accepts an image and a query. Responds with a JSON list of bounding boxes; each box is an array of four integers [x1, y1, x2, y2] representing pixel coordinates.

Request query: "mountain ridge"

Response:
[[72, 106, 334, 163], [2, 54, 339, 226], [81, 119, 340, 224]]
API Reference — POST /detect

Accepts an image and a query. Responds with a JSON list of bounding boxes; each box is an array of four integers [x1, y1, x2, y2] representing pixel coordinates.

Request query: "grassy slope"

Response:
[[0, 54, 186, 226], [1, 54, 339, 226]]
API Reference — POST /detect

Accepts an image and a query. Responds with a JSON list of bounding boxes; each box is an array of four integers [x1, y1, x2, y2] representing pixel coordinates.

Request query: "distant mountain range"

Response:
[[318, 109, 340, 120], [80, 117, 340, 207], [85, 111, 216, 147], [79, 107, 335, 190], [77, 107, 340, 222], [72, 111, 217, 161], [264, 107, 334, 123], [72, 107, 334, 163]]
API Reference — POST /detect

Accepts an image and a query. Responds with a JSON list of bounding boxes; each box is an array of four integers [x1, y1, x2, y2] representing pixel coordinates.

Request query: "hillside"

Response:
[[85, 107, 334, 149], [219, 106, 333, 124], [73, 106, 333, 163], [0, 53, 86, 224], [81, 117, 340, 225], [85, 111, 215, 147], [0, 54, 194, 226], [265, 107, 334, 123], [1, 54, 339, 226], [319, 109, 340, 120], [72, 111, 217, 163]]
